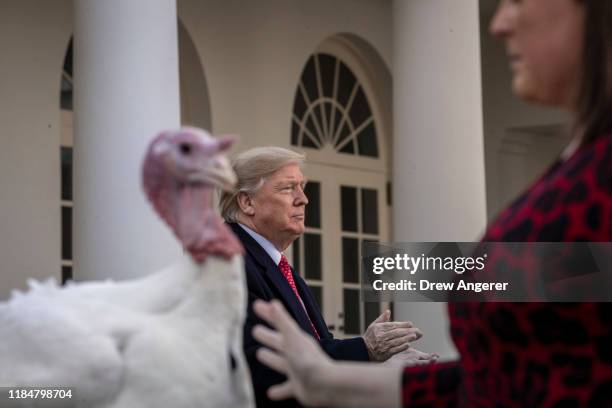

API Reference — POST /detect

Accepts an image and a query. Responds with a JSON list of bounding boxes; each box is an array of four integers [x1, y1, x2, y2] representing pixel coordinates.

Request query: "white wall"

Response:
[[177, 0, 392, 152], [0, 1, 73, 299]]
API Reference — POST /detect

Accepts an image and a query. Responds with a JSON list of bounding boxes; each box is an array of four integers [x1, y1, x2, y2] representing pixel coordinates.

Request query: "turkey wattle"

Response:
[[0, 127, 254, 408]]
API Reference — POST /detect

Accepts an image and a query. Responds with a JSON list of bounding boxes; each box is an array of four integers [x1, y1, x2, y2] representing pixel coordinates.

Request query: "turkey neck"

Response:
[[175, 184, 243, 264]]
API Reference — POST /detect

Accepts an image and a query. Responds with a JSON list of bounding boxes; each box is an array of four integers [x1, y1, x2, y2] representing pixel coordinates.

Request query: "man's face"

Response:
[[249, 164, 308, 250]]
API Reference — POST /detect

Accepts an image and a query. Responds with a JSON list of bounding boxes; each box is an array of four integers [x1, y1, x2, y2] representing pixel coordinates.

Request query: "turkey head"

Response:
[[142, 127, 243, 263]]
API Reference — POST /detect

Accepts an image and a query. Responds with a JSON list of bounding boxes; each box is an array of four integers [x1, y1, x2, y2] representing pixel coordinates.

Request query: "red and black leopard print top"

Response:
[[401, 133, 612, 407]]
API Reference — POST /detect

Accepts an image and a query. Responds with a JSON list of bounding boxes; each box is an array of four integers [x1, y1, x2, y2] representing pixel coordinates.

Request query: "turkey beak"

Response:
[[189, 155, 237, 192]]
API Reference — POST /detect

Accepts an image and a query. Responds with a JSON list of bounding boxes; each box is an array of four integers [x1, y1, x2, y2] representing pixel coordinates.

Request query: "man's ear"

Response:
[[237, 191, 256, 216]]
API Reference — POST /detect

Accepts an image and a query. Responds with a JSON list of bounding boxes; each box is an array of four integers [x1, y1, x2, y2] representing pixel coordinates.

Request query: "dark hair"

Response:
[[577, 0, 612, 144]]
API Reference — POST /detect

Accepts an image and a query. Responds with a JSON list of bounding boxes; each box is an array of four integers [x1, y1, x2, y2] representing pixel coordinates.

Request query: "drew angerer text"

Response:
[[372, 279, 509, 293]]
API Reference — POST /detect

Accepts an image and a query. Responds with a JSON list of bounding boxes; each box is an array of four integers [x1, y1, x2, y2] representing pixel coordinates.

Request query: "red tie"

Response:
[[278, 255, 320, 339]]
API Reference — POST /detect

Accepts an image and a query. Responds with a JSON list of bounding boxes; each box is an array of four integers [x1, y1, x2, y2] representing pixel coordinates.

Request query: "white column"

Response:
[[73, 0, 181, 281], [392, 0, 487, 359]]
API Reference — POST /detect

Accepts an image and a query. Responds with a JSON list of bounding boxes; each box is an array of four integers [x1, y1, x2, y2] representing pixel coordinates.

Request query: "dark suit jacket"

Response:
[[230, 223, 369, 408]]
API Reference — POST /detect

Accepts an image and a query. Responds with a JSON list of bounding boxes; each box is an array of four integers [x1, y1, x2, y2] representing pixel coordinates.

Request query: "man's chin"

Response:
[[288, 223, 305, 236]]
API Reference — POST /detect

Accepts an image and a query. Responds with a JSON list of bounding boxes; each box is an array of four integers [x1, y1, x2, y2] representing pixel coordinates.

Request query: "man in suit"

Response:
[[219, 146, 430, 407]]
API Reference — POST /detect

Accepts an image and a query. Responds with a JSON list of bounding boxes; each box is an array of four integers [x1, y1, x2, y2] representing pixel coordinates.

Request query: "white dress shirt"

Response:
[[238, 223, 282, 265]]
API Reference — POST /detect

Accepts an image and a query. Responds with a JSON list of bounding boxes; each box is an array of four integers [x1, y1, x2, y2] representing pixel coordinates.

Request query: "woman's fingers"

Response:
[[256, 347, 289, 375], [267, 381, 294, 401], [253, 324, 283, 351], [253, 300, 276, 327], [254, 299, 299, 335]]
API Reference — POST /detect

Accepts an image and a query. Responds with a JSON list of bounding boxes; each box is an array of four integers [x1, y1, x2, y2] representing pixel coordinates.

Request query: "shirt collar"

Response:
[[238, 223, 282, 265]]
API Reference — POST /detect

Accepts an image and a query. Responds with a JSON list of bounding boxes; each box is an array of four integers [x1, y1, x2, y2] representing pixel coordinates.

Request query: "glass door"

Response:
[[294, 163, 389, 338]]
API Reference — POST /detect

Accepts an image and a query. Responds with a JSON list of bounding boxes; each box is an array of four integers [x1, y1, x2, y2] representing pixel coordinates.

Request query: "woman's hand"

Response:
[[252, 299, 334, 406], [253, 299, 404, 408]]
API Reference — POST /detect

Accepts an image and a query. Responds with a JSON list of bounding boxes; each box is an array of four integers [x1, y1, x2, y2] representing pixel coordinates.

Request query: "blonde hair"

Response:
[[220, 146, 305, 223]]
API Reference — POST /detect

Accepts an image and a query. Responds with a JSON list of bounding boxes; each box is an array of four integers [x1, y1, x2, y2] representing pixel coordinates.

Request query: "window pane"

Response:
[[361, 239, 379, 287], [361, 188, 379, 234], [291, 120, 299, 146], [356, 121, 379, 158], [63, 38, 73, 77], [60, 89, 73, 111], [60, 39, 73, 111], [61, 147, 73, 201], [343, 289, 361, 335], [342, 237, 359, 283], [301, 56, 319, 103], [318, 53, 336, 98], [341, 186, 357, 232], [293, 87, 307, 119], [303, 233, 321, 280], [305, 181, 320, 228], [335, 121, 352, 150], [61, 206, 72, 260], [62, 266, 72, 285], [308, 285, 323, 314], [364, 302, 381, 328], [337, 61, 356, 107], [338, 139, 355, 154], [349, 86, 372, 128], [304, 114, 319, 148]]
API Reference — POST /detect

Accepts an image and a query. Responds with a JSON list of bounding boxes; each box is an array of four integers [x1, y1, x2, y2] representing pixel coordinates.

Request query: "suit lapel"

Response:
[[229, 223, 317, 336], [293, 271, 331, 339]]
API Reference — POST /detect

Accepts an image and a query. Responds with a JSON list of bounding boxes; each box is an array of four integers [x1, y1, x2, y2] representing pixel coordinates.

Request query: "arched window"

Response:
[[291, 53, 378, 158]]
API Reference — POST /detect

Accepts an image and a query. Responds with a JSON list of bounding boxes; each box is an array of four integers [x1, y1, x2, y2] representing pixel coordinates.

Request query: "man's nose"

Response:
[[295, 187, 309, 205]]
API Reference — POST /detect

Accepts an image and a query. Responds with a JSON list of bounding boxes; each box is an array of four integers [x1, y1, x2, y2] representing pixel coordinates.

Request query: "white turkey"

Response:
[[0, 127, 255, 408]]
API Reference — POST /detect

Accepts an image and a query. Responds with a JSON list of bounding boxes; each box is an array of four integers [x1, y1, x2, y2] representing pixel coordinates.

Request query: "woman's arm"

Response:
[[253, 299, 403, 408]]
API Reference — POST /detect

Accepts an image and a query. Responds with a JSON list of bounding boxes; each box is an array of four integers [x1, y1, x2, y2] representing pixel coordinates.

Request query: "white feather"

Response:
[[0, 254, 254, 408]]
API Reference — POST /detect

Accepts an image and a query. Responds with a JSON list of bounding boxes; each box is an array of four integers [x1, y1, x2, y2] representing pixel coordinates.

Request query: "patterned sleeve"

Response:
[[401, 361, 461, 407]]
